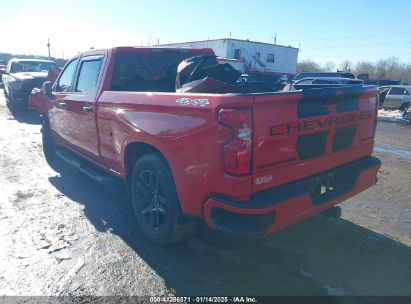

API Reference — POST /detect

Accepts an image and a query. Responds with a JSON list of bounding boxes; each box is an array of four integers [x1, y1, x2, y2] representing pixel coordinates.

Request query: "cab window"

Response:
[[75, 56, 103, 93], [55, 58, 79, 92]]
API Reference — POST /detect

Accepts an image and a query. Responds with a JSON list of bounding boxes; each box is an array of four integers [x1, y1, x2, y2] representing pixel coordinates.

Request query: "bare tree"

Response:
[[322, 61, 336, 72], [295, 57, 411, 82], [354, 61, 375, 78], [297, 59, 320, 73], [339, 60, 353, 72], [375, 57, 401, 79], [399, 63, 411, 81]]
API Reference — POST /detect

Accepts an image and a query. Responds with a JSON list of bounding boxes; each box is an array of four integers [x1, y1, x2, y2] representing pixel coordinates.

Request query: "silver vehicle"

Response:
[[291, 77, 364, 90], [403, 103, 411, 122], [381, 86, 411, 111]]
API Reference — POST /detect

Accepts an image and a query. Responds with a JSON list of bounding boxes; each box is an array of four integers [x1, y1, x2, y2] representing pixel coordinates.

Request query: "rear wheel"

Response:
[[400, 103, 410, 112], [131, 152, 198, 245], [403, 104, 411, 122]]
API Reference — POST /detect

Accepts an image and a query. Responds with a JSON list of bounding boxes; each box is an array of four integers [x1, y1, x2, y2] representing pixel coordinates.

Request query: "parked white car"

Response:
[[381, 86, 411, 111]]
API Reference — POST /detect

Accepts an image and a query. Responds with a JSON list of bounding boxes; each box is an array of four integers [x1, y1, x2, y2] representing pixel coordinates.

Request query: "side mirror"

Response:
[[42, 81, 53, 98]]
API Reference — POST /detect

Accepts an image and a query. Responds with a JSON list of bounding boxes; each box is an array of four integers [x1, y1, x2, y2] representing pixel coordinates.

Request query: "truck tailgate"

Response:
[[252, 85, 378, 192]]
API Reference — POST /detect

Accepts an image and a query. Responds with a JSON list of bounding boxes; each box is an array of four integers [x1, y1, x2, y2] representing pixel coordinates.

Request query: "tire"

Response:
[[4, 88, 10, 106], [131, 152, 198, 245], [5, 90, 17, 113], [403, 104, 411, 122], [42, 119, 60, 171], [400, 103, 410, 112]]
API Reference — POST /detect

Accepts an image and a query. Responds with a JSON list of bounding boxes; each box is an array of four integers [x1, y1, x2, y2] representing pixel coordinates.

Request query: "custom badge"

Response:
[[255, 175, 273, 185], [176, 98, 209, 107]]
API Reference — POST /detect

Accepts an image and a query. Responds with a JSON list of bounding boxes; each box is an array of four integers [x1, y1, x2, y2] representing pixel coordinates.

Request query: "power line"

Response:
[[285, 31, 411, 42], [303, 41, 411, 50]]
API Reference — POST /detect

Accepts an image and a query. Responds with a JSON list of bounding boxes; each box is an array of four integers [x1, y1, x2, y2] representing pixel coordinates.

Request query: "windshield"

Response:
[[10, 61, 58, 73]]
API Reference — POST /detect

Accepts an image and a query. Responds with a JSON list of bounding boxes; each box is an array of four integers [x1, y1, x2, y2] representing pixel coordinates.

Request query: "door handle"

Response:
[[58, 102, 66, 108], [82, 106, 94, 113]]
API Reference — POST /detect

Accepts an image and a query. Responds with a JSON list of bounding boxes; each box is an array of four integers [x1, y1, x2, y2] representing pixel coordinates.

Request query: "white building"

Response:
[[161, 38, 299, 75]]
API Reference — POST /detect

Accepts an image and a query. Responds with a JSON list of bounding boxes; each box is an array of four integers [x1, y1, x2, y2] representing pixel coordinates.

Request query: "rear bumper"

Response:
[[203, 156, 381, 237]]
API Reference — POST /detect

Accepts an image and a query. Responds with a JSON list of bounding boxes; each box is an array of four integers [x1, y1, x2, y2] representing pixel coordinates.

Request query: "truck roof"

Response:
[[9, 58, 56, 63], [80, 46, 215, 57], [294, 72, 355, 81]]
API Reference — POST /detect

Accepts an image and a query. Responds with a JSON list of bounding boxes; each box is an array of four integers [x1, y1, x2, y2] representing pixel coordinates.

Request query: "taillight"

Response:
[[218, 108, 253, 175], [372, 95, 378, 138]]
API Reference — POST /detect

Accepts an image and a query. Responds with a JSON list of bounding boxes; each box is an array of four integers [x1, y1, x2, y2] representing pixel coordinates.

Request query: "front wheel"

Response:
[[4, 89, 12, 109], [131, 152, 198, 245], [42, 119, 60, 171], [400, 103, 410, 112]]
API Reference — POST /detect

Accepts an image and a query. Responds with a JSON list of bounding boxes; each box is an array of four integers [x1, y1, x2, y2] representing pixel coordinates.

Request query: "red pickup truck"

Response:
[[39, 47, 381, 244]]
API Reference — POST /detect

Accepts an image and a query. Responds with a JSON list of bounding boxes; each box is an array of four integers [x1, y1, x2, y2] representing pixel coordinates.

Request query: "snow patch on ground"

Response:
[[374, 147, 411, 160], [378, 109, 406, 122]]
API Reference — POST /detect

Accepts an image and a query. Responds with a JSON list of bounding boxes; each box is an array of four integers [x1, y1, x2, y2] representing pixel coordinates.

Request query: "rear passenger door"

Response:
[[65, 55, 104, 164], [384, 87, 407, 110]]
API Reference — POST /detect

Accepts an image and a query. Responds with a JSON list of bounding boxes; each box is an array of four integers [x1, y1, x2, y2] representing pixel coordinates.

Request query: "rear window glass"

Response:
[[388, 87, 407, 95], [110, 53, 194, 92], [296, 79, 313, 85], [313, 79, 338, 84]]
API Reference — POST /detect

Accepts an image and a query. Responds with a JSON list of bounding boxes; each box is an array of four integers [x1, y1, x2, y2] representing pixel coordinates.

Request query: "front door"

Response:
[[50, 58, 80, 145], [64, 55, 104, 164]]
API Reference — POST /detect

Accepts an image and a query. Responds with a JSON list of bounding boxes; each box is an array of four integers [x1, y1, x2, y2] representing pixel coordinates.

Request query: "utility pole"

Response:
[[271, 34, 277, 45], [47, 38, 51, 60]]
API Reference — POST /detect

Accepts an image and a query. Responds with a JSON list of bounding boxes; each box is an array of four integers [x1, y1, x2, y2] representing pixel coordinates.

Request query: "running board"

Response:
[[56, 149, 116, 184]]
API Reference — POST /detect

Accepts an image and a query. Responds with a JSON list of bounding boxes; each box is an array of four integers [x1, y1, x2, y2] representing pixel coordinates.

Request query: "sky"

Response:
[[2, 0, 411, 66]]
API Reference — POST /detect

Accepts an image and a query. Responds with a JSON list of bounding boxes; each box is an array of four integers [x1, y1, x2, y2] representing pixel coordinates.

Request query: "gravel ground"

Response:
[[0, 88, 410, 296]]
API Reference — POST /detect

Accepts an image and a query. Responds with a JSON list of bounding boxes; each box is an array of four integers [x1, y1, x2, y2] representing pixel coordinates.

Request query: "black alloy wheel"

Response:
[[135, 168, 168, 231], [131, 152, 198, 245]]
